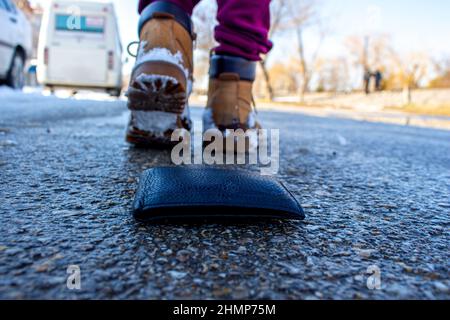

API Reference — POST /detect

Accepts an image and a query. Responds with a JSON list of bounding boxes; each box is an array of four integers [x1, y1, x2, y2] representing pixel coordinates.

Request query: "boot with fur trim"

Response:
[[203, 55, 261, 151], [126, 1, 195, 147]]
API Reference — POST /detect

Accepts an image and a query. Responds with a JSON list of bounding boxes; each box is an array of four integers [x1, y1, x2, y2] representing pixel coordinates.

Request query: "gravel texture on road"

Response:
[[0, 93, 449, 299]]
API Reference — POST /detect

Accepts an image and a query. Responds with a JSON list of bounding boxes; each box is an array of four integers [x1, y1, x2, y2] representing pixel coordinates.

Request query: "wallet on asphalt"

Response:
[[132, 167, 305, 222]]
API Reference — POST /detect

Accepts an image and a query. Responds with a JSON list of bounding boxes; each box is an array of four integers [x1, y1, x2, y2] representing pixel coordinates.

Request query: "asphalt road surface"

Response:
[[0, 91, 449, 299]]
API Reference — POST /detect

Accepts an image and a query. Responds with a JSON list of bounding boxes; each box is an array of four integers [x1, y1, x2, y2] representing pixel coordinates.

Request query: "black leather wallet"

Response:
[[133, 167, 304, 222]]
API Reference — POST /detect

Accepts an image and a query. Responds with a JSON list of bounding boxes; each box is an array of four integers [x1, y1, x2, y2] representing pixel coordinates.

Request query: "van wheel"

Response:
[[6, 52, 25, 90], [109, 88, 121, 97]]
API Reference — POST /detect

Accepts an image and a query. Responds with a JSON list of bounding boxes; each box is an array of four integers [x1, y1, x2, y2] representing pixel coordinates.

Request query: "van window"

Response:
[[55, 14, 105, 33], [3, 0, 17, 14]]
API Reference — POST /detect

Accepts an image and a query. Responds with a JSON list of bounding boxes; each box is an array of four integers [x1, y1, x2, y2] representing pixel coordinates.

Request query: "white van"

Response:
[[0, 0, 32, 89], [37, 0, 123, 96]]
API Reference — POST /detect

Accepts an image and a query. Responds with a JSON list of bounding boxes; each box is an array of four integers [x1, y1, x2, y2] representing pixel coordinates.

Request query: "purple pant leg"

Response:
[[138, 0, 200, 15], [215, 0, 272, 61], [138, 0, 273, 61]]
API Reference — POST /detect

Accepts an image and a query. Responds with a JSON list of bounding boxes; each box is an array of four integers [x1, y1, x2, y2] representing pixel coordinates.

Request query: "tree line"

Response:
[[191, 0, 450, 103]]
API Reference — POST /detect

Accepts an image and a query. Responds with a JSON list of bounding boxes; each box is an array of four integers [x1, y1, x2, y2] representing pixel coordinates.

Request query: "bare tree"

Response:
[[267, 57, 302, 96], [191, 0, 323, 101], [433, 56, 450, 75], [388, 50, 429, 105], [429, 56, 450, 88], [192, 0, 217, 93], [259, 0, 289, 101], [316, 56, 351, 93], [259, 0, 322, 102], [284, 0, 325, 101], [192, 1, 217, 52], [345, 34, 391, 83]]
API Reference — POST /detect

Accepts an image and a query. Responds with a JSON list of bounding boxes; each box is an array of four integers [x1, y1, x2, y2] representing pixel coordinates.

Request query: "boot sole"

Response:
[[126, 126, 179, 148], [126, 61, 189, 147]]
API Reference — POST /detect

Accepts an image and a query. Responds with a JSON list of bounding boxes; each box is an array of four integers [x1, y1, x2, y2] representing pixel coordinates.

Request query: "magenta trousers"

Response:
[[138, 0, 272, 61]]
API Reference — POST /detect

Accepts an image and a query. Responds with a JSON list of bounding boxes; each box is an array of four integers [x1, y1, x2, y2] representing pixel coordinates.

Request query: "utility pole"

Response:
[[363, 35, 369, 71], [363, 35, 371, 94]]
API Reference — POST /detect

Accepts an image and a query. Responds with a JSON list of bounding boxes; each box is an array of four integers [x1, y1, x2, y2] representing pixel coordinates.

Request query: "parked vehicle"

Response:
[[37, 0, 123, 96], [0, 0, 32, 89]]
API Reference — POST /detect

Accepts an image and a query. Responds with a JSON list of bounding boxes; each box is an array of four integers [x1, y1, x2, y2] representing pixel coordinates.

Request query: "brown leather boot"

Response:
[[203, 55, 260, 151], [126, 1, 195, 147]]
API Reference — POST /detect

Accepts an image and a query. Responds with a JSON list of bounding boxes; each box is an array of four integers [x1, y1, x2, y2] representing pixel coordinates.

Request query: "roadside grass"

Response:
[[385, 104, 450, 117]]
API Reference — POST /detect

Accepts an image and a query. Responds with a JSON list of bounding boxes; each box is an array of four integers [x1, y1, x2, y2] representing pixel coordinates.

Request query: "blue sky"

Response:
[[32, 0, 450, 61], [116, 0, 450, 60], [320, 0, 450, 55]]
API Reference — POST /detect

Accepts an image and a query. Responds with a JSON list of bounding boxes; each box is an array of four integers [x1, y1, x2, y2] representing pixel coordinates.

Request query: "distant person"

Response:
[[126, 0, 272, 146], [364, 69, 371, 95], [374, 70, 383, 91]]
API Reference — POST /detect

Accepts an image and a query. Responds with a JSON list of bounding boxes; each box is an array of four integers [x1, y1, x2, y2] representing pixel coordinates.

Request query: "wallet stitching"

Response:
[[139, 191, 299, 212], [138, 202, 301, 214], [141, 192, 298, 211]]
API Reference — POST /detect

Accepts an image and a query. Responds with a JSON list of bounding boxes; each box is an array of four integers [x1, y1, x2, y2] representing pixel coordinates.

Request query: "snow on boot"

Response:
[[126, 1, 194, 147], [203, 55, 261, 152]]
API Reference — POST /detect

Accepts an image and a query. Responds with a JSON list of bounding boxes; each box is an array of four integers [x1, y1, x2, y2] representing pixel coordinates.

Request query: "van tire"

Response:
[[47, 86, 55, 95], [6, 52, 25, 90], [109, 88, 121, 97]]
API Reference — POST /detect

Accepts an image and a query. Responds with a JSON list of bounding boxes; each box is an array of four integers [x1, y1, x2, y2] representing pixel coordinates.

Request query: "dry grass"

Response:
[[385, 104, 450, 117]]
